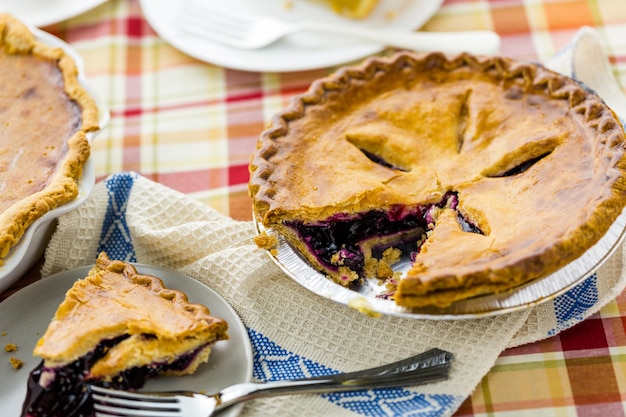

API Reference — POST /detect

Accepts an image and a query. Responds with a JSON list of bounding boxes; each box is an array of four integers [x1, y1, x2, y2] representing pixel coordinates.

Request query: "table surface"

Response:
[[2, 1, 626, 416]]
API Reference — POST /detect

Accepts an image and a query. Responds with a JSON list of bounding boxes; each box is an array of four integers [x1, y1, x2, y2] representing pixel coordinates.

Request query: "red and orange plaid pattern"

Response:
[[14, 0, 626, 415], [458, 290, 626, 416]]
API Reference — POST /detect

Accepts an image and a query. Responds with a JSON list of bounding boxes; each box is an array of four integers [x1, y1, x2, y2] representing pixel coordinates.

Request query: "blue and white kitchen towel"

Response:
[[41, 28, 626, 417]]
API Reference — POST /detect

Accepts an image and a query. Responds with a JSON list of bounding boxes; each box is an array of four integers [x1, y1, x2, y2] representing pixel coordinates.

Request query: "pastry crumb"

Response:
[[381, 247, 401, 265], [1, 330, 6, 336], [5, 343, 18, 352], [384, 271, 402, 296], [254, 232, 278, 251], [364, 257, 379, 277], [338, 266, 359, 284], [10, 357, 23, 369], [377, 259, 394, 279], [366, 247, 402, 281], [348, 297, 381, 318]]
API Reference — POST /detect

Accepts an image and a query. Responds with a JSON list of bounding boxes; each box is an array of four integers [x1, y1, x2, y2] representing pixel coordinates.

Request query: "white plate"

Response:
[[0, 264, 253, 417], [258, 208, 626, 320], [140, 0, 443, 72], [0, 0, 108, 27], [0, 26, 109, 295]]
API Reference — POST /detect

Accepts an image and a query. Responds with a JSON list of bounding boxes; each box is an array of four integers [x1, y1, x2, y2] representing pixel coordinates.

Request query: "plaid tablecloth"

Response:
[[5, 0, 626, 416]]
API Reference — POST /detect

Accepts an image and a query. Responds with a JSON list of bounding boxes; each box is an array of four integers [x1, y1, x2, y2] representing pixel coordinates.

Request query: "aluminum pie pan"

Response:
[[255, 208, 626, 319]]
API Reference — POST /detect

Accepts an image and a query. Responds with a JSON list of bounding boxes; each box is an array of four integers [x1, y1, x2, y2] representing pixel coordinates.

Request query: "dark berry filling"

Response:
[[21, 335, 128, 417], [490, 151, 552, 177], [359, 149, 409, 172], [21, 335, 210, 417], [286, 192, 482, 278]]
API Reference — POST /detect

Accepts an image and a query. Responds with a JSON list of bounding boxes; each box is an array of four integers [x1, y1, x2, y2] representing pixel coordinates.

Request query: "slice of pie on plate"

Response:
[[310, 0, 379, 18], [0, 13, 100, 264], [21, 252, 229, 417], [249, 51, 626, 309]]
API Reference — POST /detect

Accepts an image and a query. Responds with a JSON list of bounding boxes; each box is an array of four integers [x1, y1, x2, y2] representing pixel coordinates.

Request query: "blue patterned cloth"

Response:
[[548, 274, 599, 336], [88, 172, 611, 417], [93, 171, 464, 416]]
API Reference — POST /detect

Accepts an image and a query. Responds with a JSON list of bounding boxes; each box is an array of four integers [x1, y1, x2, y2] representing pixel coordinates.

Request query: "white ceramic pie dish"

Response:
[[0, 26, 109, 295]]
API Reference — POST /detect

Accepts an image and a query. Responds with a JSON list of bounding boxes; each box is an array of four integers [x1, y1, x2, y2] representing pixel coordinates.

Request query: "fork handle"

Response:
[[216, 348, 452, 411], [295, 21, 501, 55]]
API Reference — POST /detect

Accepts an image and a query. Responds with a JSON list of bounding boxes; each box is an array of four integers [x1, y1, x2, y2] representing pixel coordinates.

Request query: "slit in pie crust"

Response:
[[0, 13, 100, 264], [249, 51, 626, 309], [21, 252, 229, 417]]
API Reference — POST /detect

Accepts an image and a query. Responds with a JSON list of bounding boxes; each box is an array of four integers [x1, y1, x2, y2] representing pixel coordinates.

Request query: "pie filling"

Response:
[[22, 335, 211, 417], [284, 146, 552, 288], [286, 192, 483, 285], [0, 13, 100, 264]]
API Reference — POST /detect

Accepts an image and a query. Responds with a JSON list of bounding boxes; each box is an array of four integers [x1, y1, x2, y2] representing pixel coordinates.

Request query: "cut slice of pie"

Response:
[[0, 13, 100, 264], [310, 0, 379, 18], [21, 252, 229, 417], [249, 51, 626, 309]]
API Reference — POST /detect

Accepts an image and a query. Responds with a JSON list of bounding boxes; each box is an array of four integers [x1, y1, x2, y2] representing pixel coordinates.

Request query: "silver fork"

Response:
[[175, 1, 501, 54], [92, 348, 453, 417]]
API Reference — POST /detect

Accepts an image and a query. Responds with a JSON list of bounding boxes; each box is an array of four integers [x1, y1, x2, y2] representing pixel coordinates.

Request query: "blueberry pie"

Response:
[[0, 13, 100, 264], [249, 51, 626, 308], [21, 252, 229, 417]]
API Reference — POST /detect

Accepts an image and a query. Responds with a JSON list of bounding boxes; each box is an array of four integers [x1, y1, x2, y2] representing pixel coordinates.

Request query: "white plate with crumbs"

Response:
[[140, 0, 443, 72], [0, 264, 253, 417], [0, 0, 108, 27]]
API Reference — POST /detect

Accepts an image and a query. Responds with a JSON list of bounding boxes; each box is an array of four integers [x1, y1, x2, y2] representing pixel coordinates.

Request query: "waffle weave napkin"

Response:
[[41, 28, 626, 417]]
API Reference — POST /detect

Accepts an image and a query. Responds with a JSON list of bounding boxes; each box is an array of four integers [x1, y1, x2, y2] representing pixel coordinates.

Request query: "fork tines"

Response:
[[91, 386, 182, 417], [176, 0, 252, 44]]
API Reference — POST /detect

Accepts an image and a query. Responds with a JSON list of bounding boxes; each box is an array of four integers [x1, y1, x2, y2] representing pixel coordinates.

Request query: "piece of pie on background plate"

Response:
[[21, 252, 229, 417], [249, 51, 626, 309], [0, 13, 100, 265], [309, 0, 380, 18]]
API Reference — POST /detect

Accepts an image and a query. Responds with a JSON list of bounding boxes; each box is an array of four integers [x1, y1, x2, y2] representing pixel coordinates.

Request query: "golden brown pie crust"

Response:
[[249, 51, 626, 308], [0, 13, 100, 264], [34, 252, 228, 379]]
